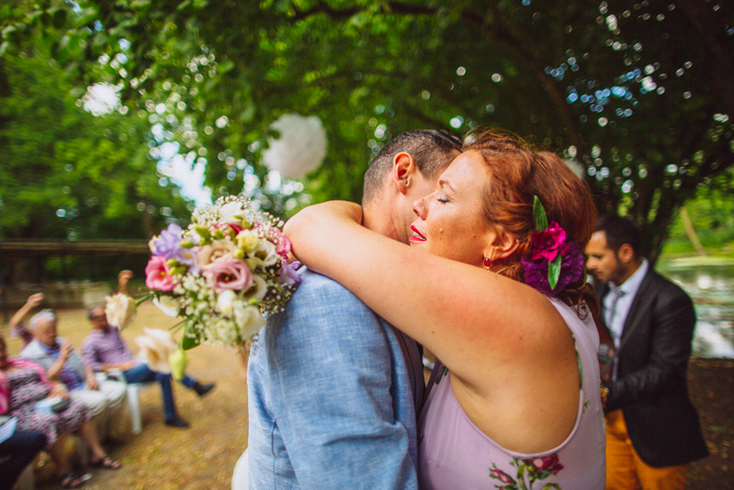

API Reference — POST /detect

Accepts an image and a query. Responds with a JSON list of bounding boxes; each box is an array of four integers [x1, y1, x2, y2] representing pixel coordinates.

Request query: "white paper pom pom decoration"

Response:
[[261, 114, 328, 179]]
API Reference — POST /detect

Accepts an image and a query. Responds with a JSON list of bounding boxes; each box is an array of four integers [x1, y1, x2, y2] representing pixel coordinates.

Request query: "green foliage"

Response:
[[0, 52, 191, 241], [2, 1, 733, 261], [663, 168, 734, 256]]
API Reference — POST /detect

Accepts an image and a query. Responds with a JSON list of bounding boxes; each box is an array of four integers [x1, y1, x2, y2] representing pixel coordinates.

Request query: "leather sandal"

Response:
[[59, 471, 85, 488], [90, 454, 122, 470]]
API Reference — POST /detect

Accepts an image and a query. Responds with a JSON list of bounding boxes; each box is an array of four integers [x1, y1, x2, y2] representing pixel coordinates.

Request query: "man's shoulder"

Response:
[[290, 269, 368, 308], [645, 268, 691, 299], [265, 270, 389, 343], [81, 331, 101, 349]]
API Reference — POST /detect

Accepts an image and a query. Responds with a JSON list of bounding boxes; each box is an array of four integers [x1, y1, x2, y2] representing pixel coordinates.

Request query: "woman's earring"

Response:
[[484, 248, 498, 271]]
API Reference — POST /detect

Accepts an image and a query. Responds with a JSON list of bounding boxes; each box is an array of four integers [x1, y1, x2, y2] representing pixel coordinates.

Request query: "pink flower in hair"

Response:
[[529, 221, 569, 262]]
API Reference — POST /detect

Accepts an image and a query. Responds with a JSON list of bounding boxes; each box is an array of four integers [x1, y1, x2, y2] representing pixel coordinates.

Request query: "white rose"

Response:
[[105, 293, 136, 329], [153, 296, 180, 317], [134, 328, 177, 374], [233, 303, 265, 339], [216, 290, 238, 315], [250, 240, 278, 268], [219, 201, 248, 225], [243, 275, 268, 303]]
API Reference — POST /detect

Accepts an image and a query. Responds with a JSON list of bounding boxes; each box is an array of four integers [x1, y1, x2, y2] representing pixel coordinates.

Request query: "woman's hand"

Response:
[[49, 383, 69, 400]]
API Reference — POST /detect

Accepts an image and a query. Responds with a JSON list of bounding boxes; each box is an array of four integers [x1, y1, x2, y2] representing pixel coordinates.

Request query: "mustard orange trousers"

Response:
[[605, 409, 689, 490]]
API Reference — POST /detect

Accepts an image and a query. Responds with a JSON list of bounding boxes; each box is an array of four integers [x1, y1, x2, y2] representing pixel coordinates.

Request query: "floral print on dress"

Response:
[[489, 453, 564, 489]]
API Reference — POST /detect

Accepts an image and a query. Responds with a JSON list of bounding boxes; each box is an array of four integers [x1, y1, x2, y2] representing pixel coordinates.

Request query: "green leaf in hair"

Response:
[[533, 195, 548, 231]]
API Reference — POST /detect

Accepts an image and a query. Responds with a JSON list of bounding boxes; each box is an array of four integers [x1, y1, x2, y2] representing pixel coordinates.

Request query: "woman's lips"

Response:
[[409, 225, 426, 243]]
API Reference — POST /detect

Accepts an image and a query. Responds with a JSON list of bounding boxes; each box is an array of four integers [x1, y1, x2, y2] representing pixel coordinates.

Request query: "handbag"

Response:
[[51, 399, 71, 413]]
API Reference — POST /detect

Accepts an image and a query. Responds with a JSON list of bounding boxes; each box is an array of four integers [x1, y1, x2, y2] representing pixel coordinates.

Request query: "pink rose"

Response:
[[214, 221, 243, 236], [530, 453, 564, 474], [145, 256, 175, 292], [490, 469, 516, 484], [256, 223, 291, 259], [530, 221, 569, 262], [202, 259, 254, 292]]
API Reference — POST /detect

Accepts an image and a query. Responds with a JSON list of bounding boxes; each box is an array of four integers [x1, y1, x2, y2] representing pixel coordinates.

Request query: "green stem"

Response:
[[168, 320, 186, 334], [133, 292, 156, 306]]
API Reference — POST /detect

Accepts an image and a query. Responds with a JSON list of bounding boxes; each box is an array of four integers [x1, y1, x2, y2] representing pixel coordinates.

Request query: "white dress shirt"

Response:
[[604, 258, 648, 379]]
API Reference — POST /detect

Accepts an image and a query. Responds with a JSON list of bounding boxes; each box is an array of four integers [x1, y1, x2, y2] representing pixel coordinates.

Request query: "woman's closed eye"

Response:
[[436, 194, 451, 204]]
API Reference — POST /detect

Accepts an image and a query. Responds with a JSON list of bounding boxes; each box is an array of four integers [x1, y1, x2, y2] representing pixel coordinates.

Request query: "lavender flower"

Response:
[[281, 260, 304, 286], [150, 223, 199, 271]]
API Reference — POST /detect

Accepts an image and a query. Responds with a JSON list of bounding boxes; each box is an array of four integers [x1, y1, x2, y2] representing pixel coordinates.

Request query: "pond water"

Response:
[[657, 257, 734, 358]]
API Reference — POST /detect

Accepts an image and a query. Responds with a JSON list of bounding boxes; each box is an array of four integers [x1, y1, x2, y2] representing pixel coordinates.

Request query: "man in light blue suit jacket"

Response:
[[243, 130, 461, 489]]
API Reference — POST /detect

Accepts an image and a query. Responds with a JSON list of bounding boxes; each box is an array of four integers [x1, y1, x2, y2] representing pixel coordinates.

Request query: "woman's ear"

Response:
[[484, 228, 520, 261], [392, 152, 417, 195]]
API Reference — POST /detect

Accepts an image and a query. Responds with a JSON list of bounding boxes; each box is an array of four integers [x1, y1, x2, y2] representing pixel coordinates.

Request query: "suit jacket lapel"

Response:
[[619, 268, 656, 346]]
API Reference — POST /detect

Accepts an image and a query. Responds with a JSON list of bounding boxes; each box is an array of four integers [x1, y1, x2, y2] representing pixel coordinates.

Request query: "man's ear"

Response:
[[392, 152, 417, 195], [617, 243, 635, 264]]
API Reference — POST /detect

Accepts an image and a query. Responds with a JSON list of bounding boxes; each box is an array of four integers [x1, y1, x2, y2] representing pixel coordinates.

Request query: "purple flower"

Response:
[[522, 242, 584, 296], [150, 224, 184, 258], [150, 224, 199, 271], [280, 260, 303, 286], [530, 221, 569, 262]]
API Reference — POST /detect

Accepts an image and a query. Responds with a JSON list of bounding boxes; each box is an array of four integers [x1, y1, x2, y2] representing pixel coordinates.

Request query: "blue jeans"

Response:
[[123, 363, 197, 420], [0, 430, 47, 490]]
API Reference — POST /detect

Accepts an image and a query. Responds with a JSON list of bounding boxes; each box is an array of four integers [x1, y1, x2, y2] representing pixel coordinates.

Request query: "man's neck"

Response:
[[362, 199, 398, 239], [615, 258, 644, 286], [40, 340, 58, 350]]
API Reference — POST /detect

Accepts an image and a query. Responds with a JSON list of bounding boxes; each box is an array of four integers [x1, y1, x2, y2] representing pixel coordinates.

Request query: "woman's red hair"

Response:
[[464, 129, 597, 314]]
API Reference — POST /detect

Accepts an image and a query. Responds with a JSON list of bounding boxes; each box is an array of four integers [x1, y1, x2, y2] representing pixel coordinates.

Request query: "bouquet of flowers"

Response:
[[144, 195, 303, 351]]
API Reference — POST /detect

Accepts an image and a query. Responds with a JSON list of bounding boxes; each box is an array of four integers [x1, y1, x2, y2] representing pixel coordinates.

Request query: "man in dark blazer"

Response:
[[586, 214, 708, 490]]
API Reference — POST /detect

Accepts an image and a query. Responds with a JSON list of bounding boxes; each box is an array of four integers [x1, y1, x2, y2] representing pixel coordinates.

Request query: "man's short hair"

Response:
[[596, 214, 642, 259], [87, 306, 105, 320], [29, 309, 56, 331], [362, 130, 462, 203]]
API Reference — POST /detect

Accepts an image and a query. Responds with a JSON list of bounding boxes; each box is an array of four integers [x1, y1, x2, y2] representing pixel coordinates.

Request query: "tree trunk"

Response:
[[679, 206, 707, 256]]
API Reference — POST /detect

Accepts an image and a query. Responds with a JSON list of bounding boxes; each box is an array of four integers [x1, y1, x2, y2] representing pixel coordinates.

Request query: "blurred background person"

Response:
[[586, 214, 708, 490]]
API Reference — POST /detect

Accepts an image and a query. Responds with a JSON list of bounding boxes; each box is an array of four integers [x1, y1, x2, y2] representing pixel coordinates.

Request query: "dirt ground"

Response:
[[4, 303, 733, 489], [685, 357, 734, 489]]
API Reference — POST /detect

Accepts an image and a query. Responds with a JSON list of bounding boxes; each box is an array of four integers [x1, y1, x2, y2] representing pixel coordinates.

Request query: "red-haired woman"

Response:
[[285, 131, 605, 489]]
